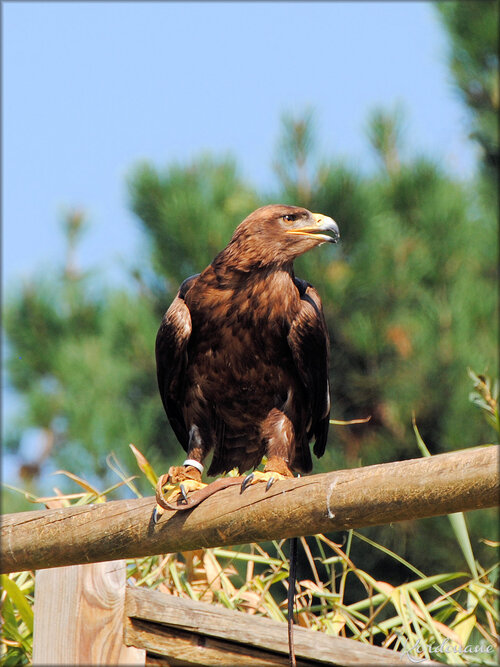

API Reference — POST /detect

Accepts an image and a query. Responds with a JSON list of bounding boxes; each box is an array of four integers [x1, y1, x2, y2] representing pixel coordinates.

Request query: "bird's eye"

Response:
[[283, 214, 296, 223]]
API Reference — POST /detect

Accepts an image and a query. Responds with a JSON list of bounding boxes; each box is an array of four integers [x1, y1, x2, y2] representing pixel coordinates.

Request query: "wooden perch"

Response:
[[2, 445, 498, 574]]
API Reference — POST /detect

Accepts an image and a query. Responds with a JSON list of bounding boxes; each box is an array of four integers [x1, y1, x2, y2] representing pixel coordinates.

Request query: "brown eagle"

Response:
[[155, 204, 339, 502]]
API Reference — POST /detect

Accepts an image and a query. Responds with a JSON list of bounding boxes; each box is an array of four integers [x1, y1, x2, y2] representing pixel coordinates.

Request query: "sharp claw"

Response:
[[179, 484, 188, 503], [240, 473, 254, 493], [265, 476, 275, 491], [153, 505, 163, 524]]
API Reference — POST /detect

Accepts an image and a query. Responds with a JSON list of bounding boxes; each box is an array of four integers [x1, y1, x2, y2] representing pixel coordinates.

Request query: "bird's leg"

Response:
[[153, 464, 208, 522], [240, 456, 294, 493], [162, 463, 207, 501], [154, 427, 209, 521], [241, 408, 296, 493]]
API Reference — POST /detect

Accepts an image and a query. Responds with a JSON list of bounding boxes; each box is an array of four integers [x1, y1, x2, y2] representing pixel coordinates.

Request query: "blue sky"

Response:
[[4, 1, 477, 290], [3, 2, 478, 436]]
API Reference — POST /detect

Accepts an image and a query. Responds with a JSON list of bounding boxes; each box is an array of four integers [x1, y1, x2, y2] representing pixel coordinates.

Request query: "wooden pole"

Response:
[[33, 560, 145, 665], [2, 445, 498, 574]]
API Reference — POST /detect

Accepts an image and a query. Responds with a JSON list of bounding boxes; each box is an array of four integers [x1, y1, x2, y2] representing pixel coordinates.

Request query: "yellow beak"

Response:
[[286, 213, 340, 243]]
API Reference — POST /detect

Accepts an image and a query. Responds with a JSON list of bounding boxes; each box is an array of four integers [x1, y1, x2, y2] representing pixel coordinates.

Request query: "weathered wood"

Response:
[[2, 445, 498, 573], [127, 617, 298, 666], [32, 560, 145, 665], [145, 656, 172, 667], [124, 586, 411, 666]]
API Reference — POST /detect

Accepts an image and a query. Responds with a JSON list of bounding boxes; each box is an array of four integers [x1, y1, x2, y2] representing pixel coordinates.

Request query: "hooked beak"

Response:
[[286, 213, 340, 244]]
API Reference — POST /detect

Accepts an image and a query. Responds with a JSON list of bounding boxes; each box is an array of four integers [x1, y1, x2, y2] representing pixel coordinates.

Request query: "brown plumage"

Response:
[[155, 204, 339, 481]]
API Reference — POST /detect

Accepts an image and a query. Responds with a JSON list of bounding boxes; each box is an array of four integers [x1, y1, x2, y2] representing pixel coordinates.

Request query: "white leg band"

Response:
[[183, 459, 204, 474]]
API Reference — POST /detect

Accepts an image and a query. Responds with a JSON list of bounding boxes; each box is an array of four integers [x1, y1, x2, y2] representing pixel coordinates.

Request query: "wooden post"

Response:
[[33, 560, 145, 665], [2, 445, 499, 573]]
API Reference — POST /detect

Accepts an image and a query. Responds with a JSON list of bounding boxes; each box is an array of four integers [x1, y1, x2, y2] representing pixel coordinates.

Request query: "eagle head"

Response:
[[222, 204, 340, 270]]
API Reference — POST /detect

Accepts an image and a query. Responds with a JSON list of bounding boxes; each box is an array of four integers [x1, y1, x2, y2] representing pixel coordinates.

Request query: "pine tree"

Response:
[[435, 0, 499, 178]]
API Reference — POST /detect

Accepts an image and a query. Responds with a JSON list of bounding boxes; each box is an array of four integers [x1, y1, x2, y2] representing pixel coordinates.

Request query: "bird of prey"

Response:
[[155, 204, 339, 503]]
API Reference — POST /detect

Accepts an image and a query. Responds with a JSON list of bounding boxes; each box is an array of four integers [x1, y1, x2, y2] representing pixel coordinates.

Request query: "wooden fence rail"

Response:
[[33, 560, 441, 665], [2, 445, 499, 574]]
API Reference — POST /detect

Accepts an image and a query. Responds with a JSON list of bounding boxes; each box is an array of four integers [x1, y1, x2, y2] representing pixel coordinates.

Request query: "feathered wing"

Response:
[[287, 278, 331, 459], [155, 275, 199, 452]]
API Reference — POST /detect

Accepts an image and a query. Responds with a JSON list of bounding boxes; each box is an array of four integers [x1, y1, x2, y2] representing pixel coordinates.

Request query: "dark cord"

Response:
[[288, 536, 298, 667]]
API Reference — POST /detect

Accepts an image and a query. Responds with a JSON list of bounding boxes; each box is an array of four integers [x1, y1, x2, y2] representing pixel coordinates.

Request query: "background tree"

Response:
[[435, 0, 499, 179], [4, 211, 161, 483]]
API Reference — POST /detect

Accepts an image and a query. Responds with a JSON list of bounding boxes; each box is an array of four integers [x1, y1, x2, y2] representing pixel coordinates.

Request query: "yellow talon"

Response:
[[165, 478, 207, 504], [240, 470, 288, 493], [153, 471, 207, 523]]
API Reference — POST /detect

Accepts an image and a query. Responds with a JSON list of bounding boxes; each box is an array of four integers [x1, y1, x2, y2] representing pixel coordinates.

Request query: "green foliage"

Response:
[[273, 108, 318, 203], [3, 224, 167, 483], [366, 104, 405, 175], [128, 155, 261, 295], [467, 369, 499, 435], [1, 571, 34, 665], [413, 416, 479, 579], [435, 1, 499, 177]]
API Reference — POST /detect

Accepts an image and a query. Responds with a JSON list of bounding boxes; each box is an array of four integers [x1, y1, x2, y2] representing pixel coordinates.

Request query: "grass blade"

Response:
[[413, 415, 478, 578], [1, 575, 34, 633]]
